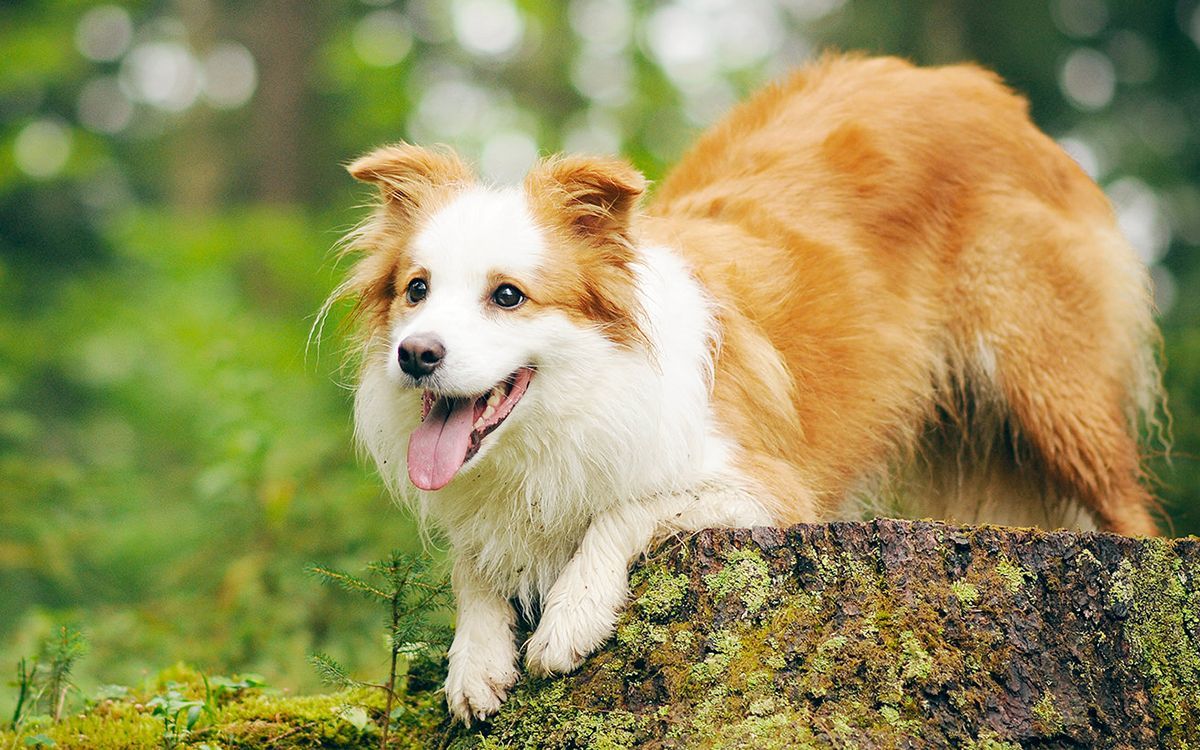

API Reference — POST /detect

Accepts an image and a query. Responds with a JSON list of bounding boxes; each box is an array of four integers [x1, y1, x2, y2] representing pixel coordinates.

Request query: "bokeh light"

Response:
[[1051, 0, 1108, 39], [352, 9, 413, 68], [77, 76, 134, 134], [1107, 176, 1171, 265], [13, 118, 72, 179], [452, 0, 524, 59], [1058, 47, 1116, 111], [74, 5, 133, 63], [120, 41, 202, 112], [201, 42, 258, 110]]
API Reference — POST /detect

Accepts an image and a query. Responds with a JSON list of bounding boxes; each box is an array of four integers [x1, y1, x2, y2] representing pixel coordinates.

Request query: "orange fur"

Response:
[[340, 144, 474, 331], [646, 54, 1161, 534], [523, 156, 651, 349]]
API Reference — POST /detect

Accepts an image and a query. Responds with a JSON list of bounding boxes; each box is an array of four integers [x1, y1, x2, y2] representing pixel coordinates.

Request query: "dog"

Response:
[[330, 54, 1164, 722]]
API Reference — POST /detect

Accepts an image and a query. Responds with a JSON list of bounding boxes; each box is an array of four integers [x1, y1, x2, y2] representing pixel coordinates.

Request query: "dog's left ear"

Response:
[[525, 155, 646, 243], [347, 143, 473, 218]]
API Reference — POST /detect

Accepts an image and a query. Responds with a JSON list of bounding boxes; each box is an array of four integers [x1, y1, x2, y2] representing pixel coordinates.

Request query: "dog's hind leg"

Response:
[[994, 346, 1158, 536], [951, 205, 1160, 536]]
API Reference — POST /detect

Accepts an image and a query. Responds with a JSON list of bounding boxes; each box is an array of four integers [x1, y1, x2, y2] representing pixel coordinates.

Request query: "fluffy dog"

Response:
[[332, 55, 1163, 722]]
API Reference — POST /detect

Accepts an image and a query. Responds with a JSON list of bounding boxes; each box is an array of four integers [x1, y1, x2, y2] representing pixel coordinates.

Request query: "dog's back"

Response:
[[645, 55, 1162, 534]]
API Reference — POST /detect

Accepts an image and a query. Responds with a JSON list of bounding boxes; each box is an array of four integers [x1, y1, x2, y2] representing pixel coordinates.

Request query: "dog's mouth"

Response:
[[406, 367, 534, 491]]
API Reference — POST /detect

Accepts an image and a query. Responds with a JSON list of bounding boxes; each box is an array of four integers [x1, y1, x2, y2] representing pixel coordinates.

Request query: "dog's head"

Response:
[[342, 144, 649, 492]]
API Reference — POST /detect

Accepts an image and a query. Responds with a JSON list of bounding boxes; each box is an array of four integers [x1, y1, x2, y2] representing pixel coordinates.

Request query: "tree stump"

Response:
[[448, 519, 1200, 749]]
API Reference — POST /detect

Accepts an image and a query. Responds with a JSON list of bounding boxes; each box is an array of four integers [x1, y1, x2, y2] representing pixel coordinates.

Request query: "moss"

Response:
[[632, 566, 690, 620], [808, 635, 849, 675], [1032, 692, 1064, 735], [704, 547, 772, 613], [994, 557, 1030, 594], [0, 667, 447, 750], [614, 618, 668, 654], [899, 630, 933, 681], [951, 580, 980, 605], [672, 628, 696, 652], [966, 733, 1022, 750], [708, 709, 820, 750], [1110, 538, 1200, 743], [36, 526, 1190, 748], [479, 677, 652, 750]]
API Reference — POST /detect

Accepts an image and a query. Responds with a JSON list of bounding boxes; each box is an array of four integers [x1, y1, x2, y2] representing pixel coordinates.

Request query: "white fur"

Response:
[[352, 185, 769, 722]]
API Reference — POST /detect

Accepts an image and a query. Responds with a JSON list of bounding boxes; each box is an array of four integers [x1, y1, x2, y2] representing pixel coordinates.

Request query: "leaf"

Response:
[[24, 735, 56, 747], [334, 704, 370, 731], [185, 704, 202, 730]]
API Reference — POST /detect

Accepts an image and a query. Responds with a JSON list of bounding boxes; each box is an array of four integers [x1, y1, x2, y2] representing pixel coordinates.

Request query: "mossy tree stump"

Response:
[[447, 520, 1200, 749], [9, 520, 1198, 748]]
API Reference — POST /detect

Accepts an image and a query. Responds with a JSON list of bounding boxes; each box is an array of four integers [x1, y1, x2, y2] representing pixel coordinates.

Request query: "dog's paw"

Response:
[[444, 645, 519, 724], [524, 602, 617, 676]]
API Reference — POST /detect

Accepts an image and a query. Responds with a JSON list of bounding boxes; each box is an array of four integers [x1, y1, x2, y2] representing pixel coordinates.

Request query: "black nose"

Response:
[[398, 334, 445, 378]]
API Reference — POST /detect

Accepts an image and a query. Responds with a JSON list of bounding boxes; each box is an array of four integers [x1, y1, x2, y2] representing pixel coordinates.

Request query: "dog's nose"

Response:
[[398, 334, 445, 378]]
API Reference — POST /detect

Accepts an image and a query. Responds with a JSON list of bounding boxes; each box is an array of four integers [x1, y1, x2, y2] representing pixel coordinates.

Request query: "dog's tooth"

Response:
[[473, 418, 485, 430], [481, 405, 495, 421], [486, 392, 501, 407]]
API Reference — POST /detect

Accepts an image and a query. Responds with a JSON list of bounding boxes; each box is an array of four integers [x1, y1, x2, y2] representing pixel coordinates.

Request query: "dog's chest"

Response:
[[447, 497, 593, 602]]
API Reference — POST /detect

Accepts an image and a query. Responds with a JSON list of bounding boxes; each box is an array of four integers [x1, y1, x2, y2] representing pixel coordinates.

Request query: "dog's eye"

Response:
[[405, 278, 428, 304], [492, 284, 525, 309]]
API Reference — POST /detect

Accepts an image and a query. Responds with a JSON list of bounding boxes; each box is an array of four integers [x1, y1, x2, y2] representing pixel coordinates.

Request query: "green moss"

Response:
[[672, 627, 696, 651], [951, 580, 980, 605], [0, 667, 446, 750], [809, 635, 849, 675], [994, 557, 1030, 594], [633, 567, 690, 619], [899, 630, 933, 681], [1032, 692, 1064, 735], [966, 732, 1022, 750], [475, 676, 652, 749], [704, 547, 772, 613], [709, 709, 820, 750], [25, 527, 1200, 749], [1110, 538, 1200, 743], [689, 628, 745, 682], [615, 618, 668, 654]]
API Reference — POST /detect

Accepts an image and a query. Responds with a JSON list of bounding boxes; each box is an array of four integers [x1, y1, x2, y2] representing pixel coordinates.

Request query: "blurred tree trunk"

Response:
[[168, 0, 223, 212], [240, 0, 327, 205]]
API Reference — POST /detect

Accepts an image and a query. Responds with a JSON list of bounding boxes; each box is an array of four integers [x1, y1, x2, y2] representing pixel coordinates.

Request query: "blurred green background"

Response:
[[2, 0, 1198, 702]]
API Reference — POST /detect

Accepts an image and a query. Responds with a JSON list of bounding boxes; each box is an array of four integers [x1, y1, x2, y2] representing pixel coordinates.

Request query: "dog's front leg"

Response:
[[444, 558, 519, 723], [525, 484, 770, 675]]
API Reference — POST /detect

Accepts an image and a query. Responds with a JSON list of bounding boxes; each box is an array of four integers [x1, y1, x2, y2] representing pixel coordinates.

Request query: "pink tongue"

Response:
[[407, 397, 476, 491]]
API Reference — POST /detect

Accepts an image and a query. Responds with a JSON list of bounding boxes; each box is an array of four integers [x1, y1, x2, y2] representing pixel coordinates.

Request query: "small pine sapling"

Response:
[[7, 625, 87, 746], [308, 552, 452, 749]]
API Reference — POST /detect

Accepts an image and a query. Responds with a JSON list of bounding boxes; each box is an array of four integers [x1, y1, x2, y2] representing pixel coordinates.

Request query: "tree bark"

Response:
[[448, 520, 1200, 749]]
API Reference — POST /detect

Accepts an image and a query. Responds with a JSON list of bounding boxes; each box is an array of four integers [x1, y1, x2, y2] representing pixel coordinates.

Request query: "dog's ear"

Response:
[[525, 155, 646, 242], [347, 144, 473, 215]]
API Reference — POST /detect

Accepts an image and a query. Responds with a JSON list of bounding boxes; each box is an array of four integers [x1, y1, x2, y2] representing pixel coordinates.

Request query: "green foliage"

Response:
[[0, 665, 448, 749], [145, 687, 205, 750], [308, 551, 452, 749], [7, 625, 86, 749]]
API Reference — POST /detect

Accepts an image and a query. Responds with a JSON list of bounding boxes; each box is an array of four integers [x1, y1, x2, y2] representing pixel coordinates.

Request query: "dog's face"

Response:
[[345, 145, 648, 492]]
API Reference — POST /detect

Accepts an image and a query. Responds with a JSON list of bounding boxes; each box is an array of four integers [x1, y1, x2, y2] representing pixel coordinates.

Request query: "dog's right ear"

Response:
[[347, 144, 473, 216]]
